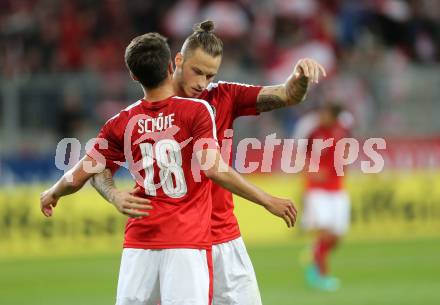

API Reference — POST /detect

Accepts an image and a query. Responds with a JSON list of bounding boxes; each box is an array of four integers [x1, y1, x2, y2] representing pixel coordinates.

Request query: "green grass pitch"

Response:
[[1, 238, 439, 305]]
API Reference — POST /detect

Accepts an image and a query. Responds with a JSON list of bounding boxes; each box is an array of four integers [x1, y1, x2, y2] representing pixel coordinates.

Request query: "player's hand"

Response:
[[294, 58, 327, 84], [110, 187, 153, 219], [40, 188, 59, 217], [264, 197, 298, 228]]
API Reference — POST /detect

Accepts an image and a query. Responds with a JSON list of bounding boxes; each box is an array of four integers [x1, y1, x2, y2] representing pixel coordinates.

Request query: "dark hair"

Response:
[[125, 32, 171, 89], [182, 20, 223, 57], [323, 103, 344, 119]]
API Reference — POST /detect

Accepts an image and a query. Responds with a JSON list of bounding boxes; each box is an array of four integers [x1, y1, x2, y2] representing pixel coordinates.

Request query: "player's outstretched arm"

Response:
[[90, 169, 152, 219], [197, 148, 297, 227], [40, 156, 152, 218], [256, 58, 327, 112], [40, 155, 100, 217]]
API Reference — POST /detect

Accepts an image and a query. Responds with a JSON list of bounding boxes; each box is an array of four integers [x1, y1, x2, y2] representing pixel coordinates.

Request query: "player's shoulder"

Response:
[[105, 100, 143, 125], [333, 123, 350, 138], [206, 80, 255, 92], [171, 96, 215, 117], [294, 112, 320, 139]]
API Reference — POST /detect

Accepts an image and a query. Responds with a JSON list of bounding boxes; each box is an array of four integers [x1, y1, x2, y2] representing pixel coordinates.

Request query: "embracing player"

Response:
[[89, 21, 326, 305], [40, 33, 296, 305]]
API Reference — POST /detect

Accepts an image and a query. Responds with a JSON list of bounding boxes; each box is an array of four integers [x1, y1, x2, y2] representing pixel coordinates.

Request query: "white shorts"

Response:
[[116, 248, 211, 305], [212, 237, 262, 305], [301, 189, 351, 236]]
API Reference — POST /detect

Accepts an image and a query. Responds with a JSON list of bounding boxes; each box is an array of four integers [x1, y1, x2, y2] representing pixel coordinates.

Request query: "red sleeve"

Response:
[[191, 103, 218, 151], [87, 116, 125, 174], [223, 82, 262, 119]]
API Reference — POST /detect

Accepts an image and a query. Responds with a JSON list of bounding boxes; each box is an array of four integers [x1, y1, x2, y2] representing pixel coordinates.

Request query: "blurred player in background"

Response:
[[294, 103, 353, 291], [40, 32, 297, 305], [90, 21, 325, 305]]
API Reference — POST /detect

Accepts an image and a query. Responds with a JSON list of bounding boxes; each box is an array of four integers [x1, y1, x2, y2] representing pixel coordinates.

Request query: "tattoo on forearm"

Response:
[[286, 75, 308, 106], [256, 74, 309, 112], [91, 168, 116, 203], [256, 94, 286, 112]]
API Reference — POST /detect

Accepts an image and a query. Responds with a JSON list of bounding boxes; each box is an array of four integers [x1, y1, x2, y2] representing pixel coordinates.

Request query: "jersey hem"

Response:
[[123, 242, 211, 250], [212, 232, 242, 245], [306, 185, 344, 191]]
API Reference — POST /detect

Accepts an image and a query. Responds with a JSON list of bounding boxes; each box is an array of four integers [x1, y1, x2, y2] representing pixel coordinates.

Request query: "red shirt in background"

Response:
[[305, 123, 349, 191]]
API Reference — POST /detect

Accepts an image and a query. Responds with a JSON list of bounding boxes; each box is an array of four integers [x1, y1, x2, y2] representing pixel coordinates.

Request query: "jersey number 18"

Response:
[[139, 139, 188, 198]]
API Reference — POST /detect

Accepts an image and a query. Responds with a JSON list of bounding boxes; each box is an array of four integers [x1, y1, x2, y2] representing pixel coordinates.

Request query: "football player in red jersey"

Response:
[[87, 20, 326, 305], [296, 104, 352, 291], [40, 32, 296, 305]]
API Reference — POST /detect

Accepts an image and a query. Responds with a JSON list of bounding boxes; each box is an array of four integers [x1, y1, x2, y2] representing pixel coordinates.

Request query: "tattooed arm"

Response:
[[256, 58, 327, 112], [91, 169, 153, 218], [90, 168, 117, 202], [40, 155, 101, 217]]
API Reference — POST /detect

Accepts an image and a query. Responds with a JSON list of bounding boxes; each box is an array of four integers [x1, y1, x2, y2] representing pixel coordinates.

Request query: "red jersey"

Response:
[[199, 81, 262, 244], [88, 96, 218, 249], [305, 123, 349, 191]]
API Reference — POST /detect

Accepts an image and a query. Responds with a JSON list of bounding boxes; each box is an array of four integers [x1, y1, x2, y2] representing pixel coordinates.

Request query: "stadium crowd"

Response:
[[2, 0, 439, 76]]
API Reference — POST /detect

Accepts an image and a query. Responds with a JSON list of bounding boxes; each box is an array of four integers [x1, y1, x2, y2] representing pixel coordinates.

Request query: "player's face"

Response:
[[320, 108, 337, 127], [174, 48, 221, 98]]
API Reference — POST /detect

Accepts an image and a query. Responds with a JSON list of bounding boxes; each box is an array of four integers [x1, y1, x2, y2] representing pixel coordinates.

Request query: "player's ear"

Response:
[[175, 52, 183, 68]]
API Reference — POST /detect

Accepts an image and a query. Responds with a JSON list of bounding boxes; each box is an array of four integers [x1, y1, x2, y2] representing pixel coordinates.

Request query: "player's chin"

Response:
[[188, 88, 203, 98]]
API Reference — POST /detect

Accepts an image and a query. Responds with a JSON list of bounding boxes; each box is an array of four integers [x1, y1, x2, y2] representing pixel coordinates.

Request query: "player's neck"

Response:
[[172, 79, 185, 97], [142, 82, 175, 102]]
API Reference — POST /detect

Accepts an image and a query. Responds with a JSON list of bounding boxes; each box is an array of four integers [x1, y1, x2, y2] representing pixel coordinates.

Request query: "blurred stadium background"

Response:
[[1, 0, 440, 304]]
